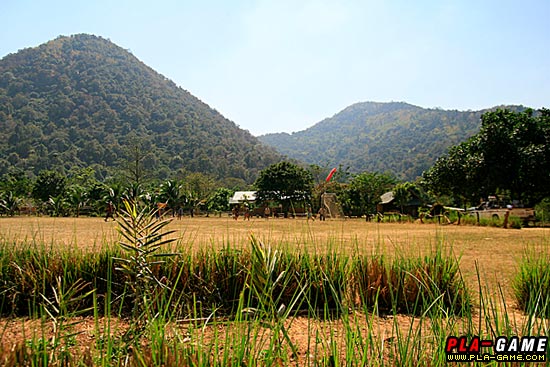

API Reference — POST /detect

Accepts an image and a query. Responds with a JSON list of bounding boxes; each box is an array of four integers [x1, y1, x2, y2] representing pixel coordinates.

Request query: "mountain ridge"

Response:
[[0, 34, 282, 183], [259, 101, 527, 180]]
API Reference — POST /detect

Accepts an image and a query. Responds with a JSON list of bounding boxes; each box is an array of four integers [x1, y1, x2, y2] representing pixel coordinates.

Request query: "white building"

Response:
[[229, 191, 257, 205]]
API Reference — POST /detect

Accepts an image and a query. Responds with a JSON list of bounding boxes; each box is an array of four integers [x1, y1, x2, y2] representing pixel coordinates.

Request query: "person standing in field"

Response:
[[307, 204, 315, 221], [318, 207, 327, 221], [105, 201, 115, 221], [244, 203, 251, 221], [264, 206, 271, 219]]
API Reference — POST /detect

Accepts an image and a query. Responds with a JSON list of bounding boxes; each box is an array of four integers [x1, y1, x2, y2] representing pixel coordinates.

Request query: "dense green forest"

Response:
[[0, 34, 282, 184], [423, 108, 550, 207], [259, 102, 527, 181]]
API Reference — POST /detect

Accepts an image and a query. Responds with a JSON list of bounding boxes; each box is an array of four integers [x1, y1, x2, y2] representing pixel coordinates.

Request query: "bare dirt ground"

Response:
[[1, 215, 549, 364]]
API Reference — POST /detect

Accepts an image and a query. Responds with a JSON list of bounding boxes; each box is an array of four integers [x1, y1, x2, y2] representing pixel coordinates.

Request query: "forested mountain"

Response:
[[259, 102, 527, 181], [0, 34, 282, 183]]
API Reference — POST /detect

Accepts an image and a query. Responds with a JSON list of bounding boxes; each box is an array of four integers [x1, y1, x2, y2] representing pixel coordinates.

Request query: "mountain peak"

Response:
[[342, 101, 420, 115], [0, 34, 282, 183]]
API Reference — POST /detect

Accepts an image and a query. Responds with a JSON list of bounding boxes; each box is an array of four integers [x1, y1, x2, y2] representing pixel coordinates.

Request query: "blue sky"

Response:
[[1, 0, 549, 135]]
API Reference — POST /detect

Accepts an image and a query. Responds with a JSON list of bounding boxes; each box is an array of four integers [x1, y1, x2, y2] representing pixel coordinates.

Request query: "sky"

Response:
[[1, 0, 549, 136]]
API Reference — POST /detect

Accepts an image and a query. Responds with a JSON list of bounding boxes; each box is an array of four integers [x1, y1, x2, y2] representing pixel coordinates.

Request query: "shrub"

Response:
[[508, 215, 523, 229], [513, 252, 550, 318], [535, 197, 550, 223], [351, 250, 470, 316]]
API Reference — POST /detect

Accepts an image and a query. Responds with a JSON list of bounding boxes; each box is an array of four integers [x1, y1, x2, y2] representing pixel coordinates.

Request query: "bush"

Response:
[[508, 215, 523, 229], [535, 197, 550, 223], [513, 252, 550, 318], [351, 250, 470, 316]]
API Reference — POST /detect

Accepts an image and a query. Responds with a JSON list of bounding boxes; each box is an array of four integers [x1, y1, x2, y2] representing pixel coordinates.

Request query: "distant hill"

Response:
[[0, 34, 282, 183], [259, 102, 527, 181]]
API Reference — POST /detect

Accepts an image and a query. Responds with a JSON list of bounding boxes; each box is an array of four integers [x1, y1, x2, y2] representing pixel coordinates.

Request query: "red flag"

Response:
[[326, 168, 337, 182]]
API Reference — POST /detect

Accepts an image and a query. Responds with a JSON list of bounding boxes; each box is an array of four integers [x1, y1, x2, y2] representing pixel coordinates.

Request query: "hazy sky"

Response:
[[1, 0, 549, 135]]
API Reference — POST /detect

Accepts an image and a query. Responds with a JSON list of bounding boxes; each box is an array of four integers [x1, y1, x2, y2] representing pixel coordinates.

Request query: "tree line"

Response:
[[254, 108, 550, 217], [2, 108, 549, 219], [0, 159, 411, 219], [0, 166, 235, 218]]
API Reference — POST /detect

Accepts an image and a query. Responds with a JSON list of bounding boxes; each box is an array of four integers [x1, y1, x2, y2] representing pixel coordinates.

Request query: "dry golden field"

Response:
[[1, 215, 549, 298], [1, 215, 549, 365]]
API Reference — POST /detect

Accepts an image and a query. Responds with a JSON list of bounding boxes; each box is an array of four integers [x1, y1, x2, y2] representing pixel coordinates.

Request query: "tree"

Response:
[[47, 195, 69, 217], [1, 168, 32, 198], [104, 181, 125, 214], [421, 139, 482, 205], [393, 182, 414, 214], [184, 173, 217, 215], [347, 172, 396, 216], [120, 143, 151, 188], [255, 161, 313, 212], [66, 185, 87, 217], [307, 164, 325, 184], [206, 188, 232, 213], [159, 179, 185, 214], [32, 170, 66, 204], [65, 167, 99, 216], [423, 108, 550, 206]]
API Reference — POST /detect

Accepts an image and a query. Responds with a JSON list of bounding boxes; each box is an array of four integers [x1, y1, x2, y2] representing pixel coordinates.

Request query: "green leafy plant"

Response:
[[47, 195, 68, 217], [40, 277, 95, 365], [113, 199, 177, 336], [242, 235, 303, 362], [0, 191, 20, 216]]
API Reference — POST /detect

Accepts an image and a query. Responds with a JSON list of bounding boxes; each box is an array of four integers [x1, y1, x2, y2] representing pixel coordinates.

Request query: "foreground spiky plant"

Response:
[[242, 235, 302, 362], [113, 199, 177, 334], [40, 277, 95, 365]]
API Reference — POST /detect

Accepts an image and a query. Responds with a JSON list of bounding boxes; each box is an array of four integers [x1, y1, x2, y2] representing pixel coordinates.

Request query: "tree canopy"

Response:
[[422, 108, 550, 206], [342, 171, 396, 216], [254, 161, 314, 208]]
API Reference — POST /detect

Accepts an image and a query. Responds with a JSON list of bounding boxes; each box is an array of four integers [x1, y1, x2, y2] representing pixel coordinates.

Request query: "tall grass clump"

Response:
[[0, 243, 105, 317], [351, 248, 470, 317], [38, 277, 96, 365], [403, 248, 471, 316], [168, 246, 249, 318], [513, 249, 550, 318], [296, 252, 348, 317]]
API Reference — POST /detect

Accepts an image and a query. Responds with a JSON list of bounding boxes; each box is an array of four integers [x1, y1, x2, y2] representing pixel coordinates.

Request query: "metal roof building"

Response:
[[229, 191, 257, 205]]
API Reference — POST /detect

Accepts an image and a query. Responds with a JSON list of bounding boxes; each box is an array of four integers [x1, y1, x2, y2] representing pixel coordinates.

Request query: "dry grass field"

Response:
[[1, 215, 549, 298], [1, 215, 549, 365]]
